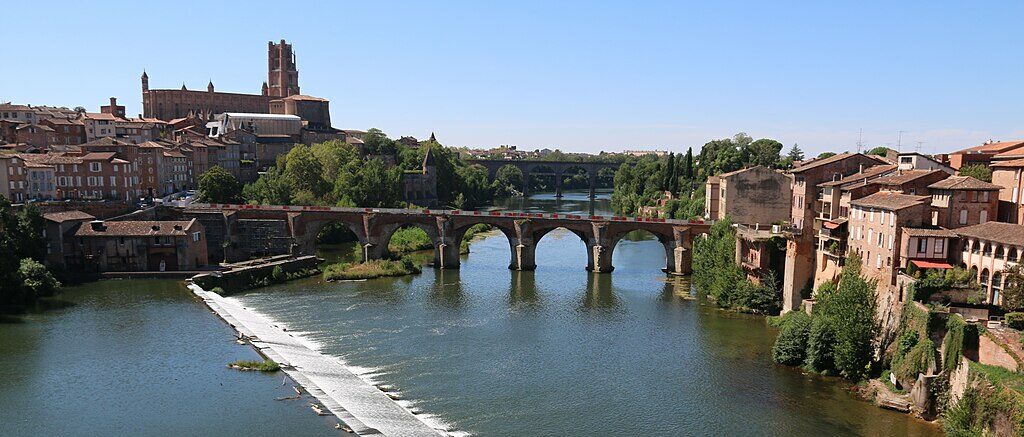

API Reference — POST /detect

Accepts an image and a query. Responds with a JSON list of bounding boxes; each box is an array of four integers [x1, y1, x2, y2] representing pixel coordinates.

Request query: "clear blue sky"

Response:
[[3, 1, 1022, 156]]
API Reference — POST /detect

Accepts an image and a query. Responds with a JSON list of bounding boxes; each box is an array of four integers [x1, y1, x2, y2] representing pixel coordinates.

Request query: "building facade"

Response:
[[712, 166, 792, 225], [72, 219, 208, 272]]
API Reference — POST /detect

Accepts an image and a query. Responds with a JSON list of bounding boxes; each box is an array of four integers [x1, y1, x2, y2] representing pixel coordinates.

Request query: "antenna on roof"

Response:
[[916, 141, 924, 153], [856, 128, 863, 153], [897, 130, 906, 153]]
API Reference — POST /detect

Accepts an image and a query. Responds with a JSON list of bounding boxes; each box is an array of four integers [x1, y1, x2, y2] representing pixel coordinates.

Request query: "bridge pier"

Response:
[[435, 241, 461, 269], [509, 242, 537, 271], [586, 244, 614, 273]]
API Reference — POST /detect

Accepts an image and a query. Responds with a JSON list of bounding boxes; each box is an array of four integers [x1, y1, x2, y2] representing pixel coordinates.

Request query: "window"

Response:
[[959, 210, 968, 225], [918, 238, 927, 253], [980, 210, 988, 223], [876, 254, 882, 268], [889, 211, 895, 226], [877, 232, 883, 247], [981, 191, 989, 202], [868, 229, 873, 243], [889, 234, 894, 250], [89, 162, 101, 172], [192, 232, 201, 242]]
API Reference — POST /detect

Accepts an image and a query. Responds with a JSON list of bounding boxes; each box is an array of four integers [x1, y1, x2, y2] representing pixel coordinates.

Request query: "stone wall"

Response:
[[979, 329, 1023, 372], [191, 255, 319, 294]]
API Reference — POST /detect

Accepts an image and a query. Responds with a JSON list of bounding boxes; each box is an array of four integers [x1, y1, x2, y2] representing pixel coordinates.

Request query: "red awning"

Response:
[[910, 260, 953, 269], [823, 221, 842, 229]]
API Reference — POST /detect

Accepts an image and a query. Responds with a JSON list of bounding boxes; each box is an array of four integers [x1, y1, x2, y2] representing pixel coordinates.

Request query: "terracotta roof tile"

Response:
[[850, 192, 930, 211], [927, 176, 1001, 191], [903, 227, 957, 238], [43, 210, 95, 223], [75, 219, 198, 237], [957, 222, 1024, 247]]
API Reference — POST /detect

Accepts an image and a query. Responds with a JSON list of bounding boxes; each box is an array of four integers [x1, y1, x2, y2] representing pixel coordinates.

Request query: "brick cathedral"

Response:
[[142, 40, 301, 121]]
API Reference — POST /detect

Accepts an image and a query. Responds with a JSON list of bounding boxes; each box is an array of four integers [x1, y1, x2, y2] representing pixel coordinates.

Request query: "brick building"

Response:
[[848, 192, 931, 301], [40, 117, 87, 145], [991, 158, 1024, 224], [19, 152, 140, 202], [957, 222, 1024, 305], [928, 176, 1000, 229], [72, 219, 208, 272], [945, 140, 1024, 170], [0, 154, 28, 202], [783, 152, 887, 311], [79, 112, 119, 141], [42, 210, 95, 267]]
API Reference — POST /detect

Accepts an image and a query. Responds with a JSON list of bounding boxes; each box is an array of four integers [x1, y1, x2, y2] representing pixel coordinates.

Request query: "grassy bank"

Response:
[[228, 359, 280, 372], [323, 257, 422, 281]]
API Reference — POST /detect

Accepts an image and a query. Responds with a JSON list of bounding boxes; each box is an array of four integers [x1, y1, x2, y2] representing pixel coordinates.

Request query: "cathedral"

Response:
[[141, 40, 301, 121]]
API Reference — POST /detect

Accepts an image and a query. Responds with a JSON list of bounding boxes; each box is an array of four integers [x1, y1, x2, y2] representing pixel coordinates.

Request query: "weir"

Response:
[[190, 285, 447, 436]]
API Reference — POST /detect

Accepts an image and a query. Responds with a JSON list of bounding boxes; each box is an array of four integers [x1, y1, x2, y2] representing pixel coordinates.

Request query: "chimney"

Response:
[[151, 225, 160, 231], [90, 220, 106, 231], [173, 224, 183, 231], [110, 97, 117, 108]]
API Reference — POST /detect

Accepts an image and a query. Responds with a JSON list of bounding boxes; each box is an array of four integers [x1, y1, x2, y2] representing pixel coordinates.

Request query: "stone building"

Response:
[[78, 112, 119, 141], [71, 219, 208, 272], [269, 94, 330, 129], [957, 222, 1024, 305], [402, 147, 438, 206], [709, 166, 791, 225], [928, 176, 1001, 229], [945, 140, 1024, 170], [782, 152, 887, 312], [896, 152, 954, 173], [704, 176, 720, 219], [42, 210, 95, 267]]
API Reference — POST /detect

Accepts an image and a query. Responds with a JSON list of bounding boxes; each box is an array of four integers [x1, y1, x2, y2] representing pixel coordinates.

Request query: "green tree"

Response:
[[662, 152, 675, 192], [683, 147, 694, 180], [959, 164, 992, 183], [817, 151, 837, 159], [1001, 264, 1024, 311], [18, 258, 60, 300], [243, 167, 293, 205], [283, 145, 329, 198], [16, 204, 46, 262], [745, 138, 784, 168], [805, 256, 878, 379], [197, 166, 242, 203], [335, 158, 402, 207], [494, 165, 524, 195], [772, 311, 813, 365], [865, 146, 892, 156], [787, 143, 805, 161]]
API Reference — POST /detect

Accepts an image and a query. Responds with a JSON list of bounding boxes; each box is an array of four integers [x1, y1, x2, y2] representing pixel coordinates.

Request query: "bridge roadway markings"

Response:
[[191, 285, 447, 437]]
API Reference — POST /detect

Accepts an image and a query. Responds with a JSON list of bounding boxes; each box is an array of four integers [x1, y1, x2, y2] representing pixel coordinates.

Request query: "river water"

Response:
[[0, 191, 942, 436], [233, 191, 941, 436]]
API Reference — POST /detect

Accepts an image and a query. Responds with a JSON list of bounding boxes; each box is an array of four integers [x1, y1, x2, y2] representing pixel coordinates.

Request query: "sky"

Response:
[[2, 1, 1023, 156]]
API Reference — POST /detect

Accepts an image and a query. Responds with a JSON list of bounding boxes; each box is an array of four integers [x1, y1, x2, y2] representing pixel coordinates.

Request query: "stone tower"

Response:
[[267, 40, 300, 97], [141, 70, 149, 92]]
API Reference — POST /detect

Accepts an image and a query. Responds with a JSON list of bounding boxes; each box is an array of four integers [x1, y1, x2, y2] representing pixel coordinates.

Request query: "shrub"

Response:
[[943, 314, 978, 372], [1006, 312, 1024, 331], [271, 266, 287, 284], [772, 311, 812, 365], [892, 338, 935, 385], [323, 257, 422, 281], [229, 359, 280, 372], [18, 258, 61, 300]]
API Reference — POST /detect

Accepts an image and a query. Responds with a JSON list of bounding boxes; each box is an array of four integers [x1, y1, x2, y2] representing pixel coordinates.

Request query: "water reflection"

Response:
[[508, 270, 539, 308], [429, 268, 466, 309], [580, 273, 620, 312]]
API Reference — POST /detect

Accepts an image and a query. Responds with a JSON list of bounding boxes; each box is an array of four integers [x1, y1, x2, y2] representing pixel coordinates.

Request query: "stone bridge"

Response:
[[466, 159, 621, 197], [185, 204, 711, 275]]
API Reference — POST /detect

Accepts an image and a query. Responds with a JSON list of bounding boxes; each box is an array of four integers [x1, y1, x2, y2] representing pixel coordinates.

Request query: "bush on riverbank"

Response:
[[388, 227, 433, 254], [693, 217, 782, 314], [0, 199, 61, 311], [771, 310, 812, 365], [323, 257, 421, 281], [944, 362, 1024, 436], [460, 223, 492, 254], [770, 257, 878, 380], [229, 359, 280, 372]]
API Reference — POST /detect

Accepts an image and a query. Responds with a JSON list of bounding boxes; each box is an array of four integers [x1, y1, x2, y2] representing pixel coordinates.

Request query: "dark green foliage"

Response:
[[817, 152, 837, 159], [229, 359, 280, 372], [745, 138, 784, 168], [943, 363, 1024, 436], [0, 197, 59, 308], [802, 257, 879, 380], [271, 266, 286, 284], [197, 166, 242, 203], [772, 310, 812, 365], [683, 147, 694, 180], [959, 164, 992, 183], [662, 152, 675, 192], [691, 217, 782, 314], [865, 146, 893, 156], [943, 314, 977, 372], [1006, 312, 1024, 331], [893, 338, 935, 384], [1001, 264, 1024, 311]]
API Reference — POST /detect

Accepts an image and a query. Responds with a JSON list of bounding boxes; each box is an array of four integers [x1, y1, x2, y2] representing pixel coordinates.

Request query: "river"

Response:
[[0, 190, 942, 436]]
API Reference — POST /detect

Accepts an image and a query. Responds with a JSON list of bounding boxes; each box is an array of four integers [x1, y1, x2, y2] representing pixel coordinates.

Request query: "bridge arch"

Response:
[[606, 228, 674, 273]]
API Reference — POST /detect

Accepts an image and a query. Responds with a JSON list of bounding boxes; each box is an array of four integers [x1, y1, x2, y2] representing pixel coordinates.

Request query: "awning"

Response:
[[910, 260, 953, 269], [823, 221, 843, 229]]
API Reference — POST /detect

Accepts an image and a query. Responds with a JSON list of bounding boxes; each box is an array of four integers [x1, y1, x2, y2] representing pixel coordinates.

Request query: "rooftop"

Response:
[[871, 169, 946, 186], [927, 176, 1001, 191], [790, 153, 886, 174], [957, 222, 1024, 247], [849, 192, 930, 211], [903, 227, 958, 238], [75, 219, 199, 237], [955, 140, 1024, 155], [818, 164, 896, 187], [43, 210, 95, 223]]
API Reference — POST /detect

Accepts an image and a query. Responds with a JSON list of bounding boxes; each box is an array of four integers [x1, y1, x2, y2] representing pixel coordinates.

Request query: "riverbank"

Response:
[[324, 257, 422, 281], [189, 284, 449, 436]]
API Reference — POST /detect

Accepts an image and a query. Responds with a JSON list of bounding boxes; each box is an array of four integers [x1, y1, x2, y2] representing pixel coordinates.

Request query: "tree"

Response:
[[16, 204, 46, 262], [243, 167, 293, 205], [283, 145, 329, 197], [683, 147, 694, 180], [494, 164, 524, 196], [197, 166, 242, 203], [1001, 264, 1024, 311], [787, 144, 805, 161], [817, 151, 837, 159], [669, 153, 681, 194], [334, 158, 401, 207], [866, 146, 892, 156], [662, 152, 675, 191], [805, 256, 878, 379], [745, 138, 784, 168], [18, 258, 60, 300], [772, 311, 812, 365], [959, 164, 992, 183]]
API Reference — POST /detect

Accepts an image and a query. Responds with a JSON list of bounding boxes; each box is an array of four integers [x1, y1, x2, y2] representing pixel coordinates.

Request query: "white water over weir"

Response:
[[190, 285, 447, 436]]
